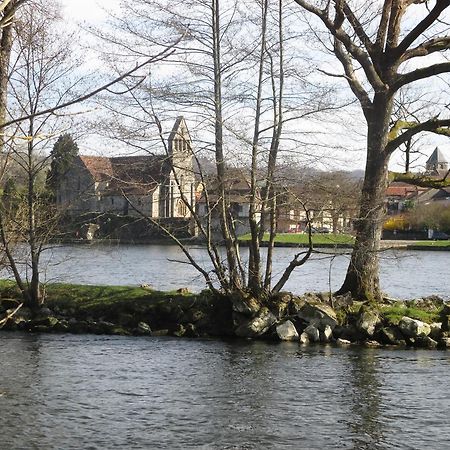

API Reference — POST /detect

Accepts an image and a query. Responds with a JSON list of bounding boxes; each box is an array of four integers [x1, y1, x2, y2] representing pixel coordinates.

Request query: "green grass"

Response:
[[0, 280, 199, 316], [406, 240, 450, 248], [381, 304, 440, 325], [239, 232, 355, 245]]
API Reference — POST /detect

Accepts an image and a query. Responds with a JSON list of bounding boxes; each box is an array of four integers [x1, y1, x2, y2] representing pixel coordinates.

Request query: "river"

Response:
[[27, 244, 450, 299], [2, 332, 450, 449]]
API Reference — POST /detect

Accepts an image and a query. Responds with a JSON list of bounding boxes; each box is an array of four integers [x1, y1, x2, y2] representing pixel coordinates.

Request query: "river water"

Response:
[[2, 332, 450, 449], [30, 244, 450, 299]]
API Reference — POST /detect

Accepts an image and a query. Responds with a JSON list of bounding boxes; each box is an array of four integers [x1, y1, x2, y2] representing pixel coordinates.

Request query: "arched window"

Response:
[[177, 199, 187, 217]]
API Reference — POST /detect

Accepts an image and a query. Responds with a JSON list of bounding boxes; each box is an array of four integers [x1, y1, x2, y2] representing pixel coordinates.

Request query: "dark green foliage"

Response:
[[47, 133, 79, 193]]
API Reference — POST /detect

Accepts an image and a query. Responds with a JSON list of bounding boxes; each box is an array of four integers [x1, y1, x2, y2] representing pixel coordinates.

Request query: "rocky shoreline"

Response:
[[1, 284, 449, 349]]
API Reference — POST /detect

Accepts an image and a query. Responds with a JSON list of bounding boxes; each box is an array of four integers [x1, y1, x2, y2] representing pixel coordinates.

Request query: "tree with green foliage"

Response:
[[47, 133, 79, 194]]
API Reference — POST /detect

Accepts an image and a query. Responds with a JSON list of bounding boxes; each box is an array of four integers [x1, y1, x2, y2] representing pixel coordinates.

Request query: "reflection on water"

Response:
[[18, 244, 450, 299], [1, 333, 450, 449]]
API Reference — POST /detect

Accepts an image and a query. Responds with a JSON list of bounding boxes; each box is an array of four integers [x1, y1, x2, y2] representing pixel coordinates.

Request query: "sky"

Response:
[[57, 0, 450, 172]]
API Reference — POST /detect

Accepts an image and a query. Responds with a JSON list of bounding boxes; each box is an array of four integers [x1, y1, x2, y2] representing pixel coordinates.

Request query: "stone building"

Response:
[[425, 147, 449, 177], [56, 117, 196, 219]]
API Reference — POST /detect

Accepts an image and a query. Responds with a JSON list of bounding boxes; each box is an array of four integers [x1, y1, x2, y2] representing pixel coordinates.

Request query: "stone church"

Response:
[[56, 117, 196, 219]]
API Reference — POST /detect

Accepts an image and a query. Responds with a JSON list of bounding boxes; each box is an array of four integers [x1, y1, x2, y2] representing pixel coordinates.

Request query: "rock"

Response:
[[235, 307, 277, 338], [304, 324, 320, 343], [378, 326, 405, 346], [297, 302, 338, 330], [269, 292, 291, 319], [137, 321, 152, 335], [332, 293, 353, 309], [275, 320, 299, 341], [38, 307, 52, 317], [152, 329, 169, 337], [429, 322, 443, 340], [289, 296, 307, 315], [299, 332, 309, 345], [231, 295, 261, 317], [398, 316, 431, 338], [364, 340, 382, 348], [356, 304, 380, 337], [184, 323, 199, 338], [417, 336, 438, 349], [438, 337, 450, 349], [184, 308, 207, 323], [336, 338, 351, 346], [440, 303, 450, 332], [32, 316, 59, 329], [320, 325, 333, 343], [173, 324, 186, 337]]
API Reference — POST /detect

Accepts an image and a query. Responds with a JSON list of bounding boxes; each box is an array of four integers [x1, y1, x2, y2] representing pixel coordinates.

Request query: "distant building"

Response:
[[426, 147, 449, 177], [56, 117, 196, 219]]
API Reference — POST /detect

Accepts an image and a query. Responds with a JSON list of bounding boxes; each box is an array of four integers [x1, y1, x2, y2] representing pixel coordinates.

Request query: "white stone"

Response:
[[399, 316, 431, 338], [299, 332, 310, 345], [275, 320, 299, 341]]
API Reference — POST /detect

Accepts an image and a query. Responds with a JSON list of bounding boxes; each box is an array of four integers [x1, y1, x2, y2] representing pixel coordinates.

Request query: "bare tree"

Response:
[[293, 0, 450, 301], [0, 0, 179, 308], [97, 0, 337, 316]]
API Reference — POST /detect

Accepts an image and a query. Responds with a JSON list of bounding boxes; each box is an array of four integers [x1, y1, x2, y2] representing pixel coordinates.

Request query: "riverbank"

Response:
[[1, 281, 449, 349], [239, 233, 450, 250]]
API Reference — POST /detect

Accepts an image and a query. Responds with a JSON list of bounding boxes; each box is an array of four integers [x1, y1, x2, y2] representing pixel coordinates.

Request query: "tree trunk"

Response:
[[337, 97, 392, 301]]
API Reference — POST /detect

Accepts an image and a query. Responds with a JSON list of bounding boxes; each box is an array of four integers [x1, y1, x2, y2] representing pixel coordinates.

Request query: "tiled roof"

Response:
[[80, 154, 168, 195]]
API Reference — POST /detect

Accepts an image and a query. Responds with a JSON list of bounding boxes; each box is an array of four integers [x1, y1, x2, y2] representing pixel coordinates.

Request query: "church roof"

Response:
[[80, 154, 168, 195]]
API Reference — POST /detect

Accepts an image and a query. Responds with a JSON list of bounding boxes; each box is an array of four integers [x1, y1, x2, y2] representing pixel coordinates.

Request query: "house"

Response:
[[385, 181, 427, 215], [56, 117, 196, 219]]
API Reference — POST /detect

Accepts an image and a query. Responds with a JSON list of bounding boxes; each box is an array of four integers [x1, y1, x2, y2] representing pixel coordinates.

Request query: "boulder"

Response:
[[438, 337, 450, 349], [32, 315, 59, 329], [378, 326, 405, 346], [137, 321, 152, 335], [289, 296, 307, 315], [429, 322, 443, 341], [336, 338, 351, 346], [398, 316, 431, 338], [231, 295, 261, 317], [297, 302, 338, 330], [173, 324, 186, 337], [440, 303, 450, 332], [275, 320, 299, 341], [184, 323, 199, 338], [417, 336, 438, 349], [304, 324, 320, 343], [299, 332, 310, 345], [320, 325, 333, 343], [235, 307, 277, 338], [269, 292, 291, 319], [356, 304, 380, 337]]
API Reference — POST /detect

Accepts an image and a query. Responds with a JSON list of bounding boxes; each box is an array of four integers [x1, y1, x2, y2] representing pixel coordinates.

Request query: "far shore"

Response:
[[57, 234, 450, 251]]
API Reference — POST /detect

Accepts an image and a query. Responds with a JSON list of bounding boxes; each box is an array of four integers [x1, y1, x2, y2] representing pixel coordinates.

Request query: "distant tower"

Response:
[[426, 147, 448, 176], [165, 117, 195, 218]]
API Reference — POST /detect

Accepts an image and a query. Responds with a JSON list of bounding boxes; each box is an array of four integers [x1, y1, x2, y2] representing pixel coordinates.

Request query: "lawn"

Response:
[[406, 240, 450, 248], [239, 232, 355, 246]]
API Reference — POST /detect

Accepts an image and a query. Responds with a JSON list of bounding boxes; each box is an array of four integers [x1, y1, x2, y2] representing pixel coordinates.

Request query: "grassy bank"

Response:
[[239, 233, 450, 249], [239, 232, 355, 246]]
